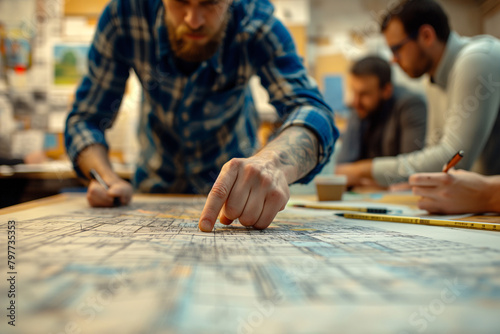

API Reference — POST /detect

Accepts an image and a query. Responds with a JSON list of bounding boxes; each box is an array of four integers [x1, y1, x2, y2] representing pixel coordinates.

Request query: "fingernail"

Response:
[[199, 220, 212, 232]]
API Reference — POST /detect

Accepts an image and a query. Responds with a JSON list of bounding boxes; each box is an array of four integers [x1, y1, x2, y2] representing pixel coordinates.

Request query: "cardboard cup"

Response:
[[314, 175, 347, 201]]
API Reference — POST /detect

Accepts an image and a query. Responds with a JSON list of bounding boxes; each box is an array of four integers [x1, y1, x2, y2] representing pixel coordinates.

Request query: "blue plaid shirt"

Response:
[[65, 0, 338, 194]]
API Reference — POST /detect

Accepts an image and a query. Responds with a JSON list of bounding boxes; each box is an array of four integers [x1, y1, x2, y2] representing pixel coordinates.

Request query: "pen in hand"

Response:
[[442, 150, 464, 173], [89, 168, 122, 207]]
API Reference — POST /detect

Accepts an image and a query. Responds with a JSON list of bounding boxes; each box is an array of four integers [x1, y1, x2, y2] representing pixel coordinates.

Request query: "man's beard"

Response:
[[358, 97, 385, 120], [167, 13, 229, 63], [407, 47, 433, 79]]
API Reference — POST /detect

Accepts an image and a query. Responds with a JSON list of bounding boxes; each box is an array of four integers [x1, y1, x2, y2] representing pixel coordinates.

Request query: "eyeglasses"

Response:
[[389, 35, 416, 58]]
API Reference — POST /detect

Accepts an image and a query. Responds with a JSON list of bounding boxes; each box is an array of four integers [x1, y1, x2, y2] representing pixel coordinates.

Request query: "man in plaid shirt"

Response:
[[65, 0, 338, 231]]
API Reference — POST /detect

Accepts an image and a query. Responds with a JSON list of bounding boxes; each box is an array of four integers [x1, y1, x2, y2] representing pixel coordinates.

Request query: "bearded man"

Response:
[[65, 0, 338, 232], [336, 56, 426, 165]]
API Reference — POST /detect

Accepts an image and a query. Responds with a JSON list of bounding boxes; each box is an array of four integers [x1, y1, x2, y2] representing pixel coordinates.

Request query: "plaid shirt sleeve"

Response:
[[64, 1, 130, 178], [250, 15, 339, 183]]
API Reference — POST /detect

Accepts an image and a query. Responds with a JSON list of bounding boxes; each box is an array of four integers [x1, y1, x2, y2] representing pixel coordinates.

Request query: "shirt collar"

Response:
[[209, 43, 224, 74], [432, 32, 465, 89], [209, 4, 236, 74], [154, 3, 170, 62]]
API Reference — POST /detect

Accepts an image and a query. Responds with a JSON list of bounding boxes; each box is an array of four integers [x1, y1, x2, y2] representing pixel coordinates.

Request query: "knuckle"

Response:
[[269, 185, 288, 203], [243, 163, 259, 175], [259, 173, 273, 188], [210, 182, 229, 200], [442, 175, 453, 186], [268, 188, 282, 201], [440, 188, 452, 199], [227, 158, 242, 170]]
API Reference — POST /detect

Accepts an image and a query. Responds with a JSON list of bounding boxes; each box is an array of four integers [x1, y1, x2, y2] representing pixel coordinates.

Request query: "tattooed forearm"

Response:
[[264, 126, 319, 182]]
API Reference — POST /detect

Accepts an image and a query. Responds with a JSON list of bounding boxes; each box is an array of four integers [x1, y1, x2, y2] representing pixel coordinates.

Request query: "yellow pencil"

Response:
[[292, 203, 400, 214], [336, 212, 500, 232]]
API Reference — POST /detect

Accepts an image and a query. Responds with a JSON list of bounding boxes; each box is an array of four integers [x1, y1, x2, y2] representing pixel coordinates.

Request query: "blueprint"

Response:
[[1, 196, 500, 334]]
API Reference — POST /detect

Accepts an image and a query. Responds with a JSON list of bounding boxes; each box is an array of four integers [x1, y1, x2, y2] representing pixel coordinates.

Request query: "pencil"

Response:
[[442, 150, 464, 173], [292, 203, 401, 214], [336, 212, 500, 232], [89, 169, 121, 206]]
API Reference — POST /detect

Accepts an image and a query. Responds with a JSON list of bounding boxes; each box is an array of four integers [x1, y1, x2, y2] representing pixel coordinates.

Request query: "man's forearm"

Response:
[[486, 176, 500, 213], [77, 144, 120, 184], [256, 126, 319, 184]]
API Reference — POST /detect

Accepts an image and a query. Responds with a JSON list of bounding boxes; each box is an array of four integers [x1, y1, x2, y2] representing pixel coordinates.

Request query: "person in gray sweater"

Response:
[[336, 56, 426, 165], [337, 0, 500, 187]]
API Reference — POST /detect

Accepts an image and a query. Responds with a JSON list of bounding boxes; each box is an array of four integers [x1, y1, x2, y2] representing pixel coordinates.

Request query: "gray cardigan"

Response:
[[337, 86, 427, 164]]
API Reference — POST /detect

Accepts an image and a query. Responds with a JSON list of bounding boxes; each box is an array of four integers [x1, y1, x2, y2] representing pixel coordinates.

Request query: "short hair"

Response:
[[381, 0, 451, 43], [350, 56, 392, 88]]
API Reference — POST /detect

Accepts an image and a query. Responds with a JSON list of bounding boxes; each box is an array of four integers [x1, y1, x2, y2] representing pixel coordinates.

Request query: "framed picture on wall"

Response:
[[50, 40, 90, 91]]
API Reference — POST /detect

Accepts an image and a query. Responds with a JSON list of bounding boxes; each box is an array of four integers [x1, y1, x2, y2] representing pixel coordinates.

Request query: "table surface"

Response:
[[1, 193, 499, 334]]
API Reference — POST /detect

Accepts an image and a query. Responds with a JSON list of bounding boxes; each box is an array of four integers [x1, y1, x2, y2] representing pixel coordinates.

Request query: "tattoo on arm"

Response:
[[266, 126, 319, 182]]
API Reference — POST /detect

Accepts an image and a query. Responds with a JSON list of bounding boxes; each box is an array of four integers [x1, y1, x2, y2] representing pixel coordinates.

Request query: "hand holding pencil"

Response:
[[409, 169, 497, 214], [337, 146, 499, 230], [389, 150, 464, 192], [87, 169, 132, 207]]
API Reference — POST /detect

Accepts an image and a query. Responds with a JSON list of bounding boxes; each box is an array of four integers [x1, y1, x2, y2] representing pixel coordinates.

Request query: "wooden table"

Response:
[[0, 162, 133, 208]]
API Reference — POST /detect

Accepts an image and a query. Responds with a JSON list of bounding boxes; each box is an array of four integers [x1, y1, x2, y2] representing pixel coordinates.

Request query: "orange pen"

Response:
[[442, 150, 464, 173]]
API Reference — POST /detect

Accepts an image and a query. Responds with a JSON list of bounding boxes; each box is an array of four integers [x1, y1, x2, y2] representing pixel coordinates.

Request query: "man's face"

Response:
[[383, 18, 432, 78], [164, 0, 231, 62], [349, 74, 390, 119]]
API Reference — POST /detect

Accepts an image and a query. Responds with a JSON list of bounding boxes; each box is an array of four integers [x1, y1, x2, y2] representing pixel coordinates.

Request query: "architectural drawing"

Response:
[[1, 197, 499, 334]]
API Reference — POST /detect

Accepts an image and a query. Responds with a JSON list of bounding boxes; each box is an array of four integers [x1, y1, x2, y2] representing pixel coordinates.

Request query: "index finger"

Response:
[[409, 172, 451, 187], [199, 164, 239, 232]]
